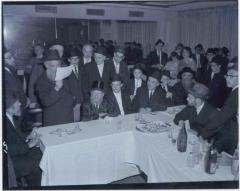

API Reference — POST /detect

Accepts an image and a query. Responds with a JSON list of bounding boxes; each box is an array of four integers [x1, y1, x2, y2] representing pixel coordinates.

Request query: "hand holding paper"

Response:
[[55, 65, 74, 81]]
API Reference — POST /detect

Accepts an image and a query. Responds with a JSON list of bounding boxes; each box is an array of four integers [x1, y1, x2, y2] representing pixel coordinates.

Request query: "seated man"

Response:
[[132, 70, 167, 113], [4, 93, 42, 187], [105, 75, 133, 116], [128, 64, 147, 100], [81, 81, 109, 121], [36, 49, 75, 126], [174, 83, 217, 139], [194, 67, 238, 155]]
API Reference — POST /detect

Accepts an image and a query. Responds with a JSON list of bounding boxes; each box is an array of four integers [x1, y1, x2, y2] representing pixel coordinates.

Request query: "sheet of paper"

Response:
[[55, 65, 74, 81]]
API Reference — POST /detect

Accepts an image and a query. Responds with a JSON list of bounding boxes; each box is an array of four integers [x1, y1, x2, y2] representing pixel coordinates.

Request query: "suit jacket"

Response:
[[81, 100, 108, 121], [109, 58, 130, 91], [4, 67, 27, 107], [4, 116, 42, 178], [192, 54, 208, 82], [207, 73, 228, 108], [174, 103, 217, 136], [159, 85, 174, 107], [200, 88, 238, 154], [132, 86, 168, 112], [82, 60, 114, 100], [105, 91, 133, 116], [128, 78, 147, 96], [36, 73, 75, 126], [146, 50, 168, 67], [172, 82, 193, 106]]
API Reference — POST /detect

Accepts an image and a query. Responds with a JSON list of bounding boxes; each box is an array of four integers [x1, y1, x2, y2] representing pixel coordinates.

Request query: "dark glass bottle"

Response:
[[177, 122, 187, 152], [204, 146, 218, 174]]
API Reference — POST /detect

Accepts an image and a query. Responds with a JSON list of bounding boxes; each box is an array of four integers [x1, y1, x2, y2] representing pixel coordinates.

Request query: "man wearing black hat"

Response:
[[81, 81, 109, 121], [132, 70, 168, 112], [35, 49, 75, 126], [82, 47, 114, 100], [4, 93, 42, 187], [174, 83, 217, 139], [67, 48, 84, 122], [145, 39, 168, 73], [105, 75, 133, 116], [207, 56, 228, 109], [172, 67, 195, 106], [109, 47, 130, 92]]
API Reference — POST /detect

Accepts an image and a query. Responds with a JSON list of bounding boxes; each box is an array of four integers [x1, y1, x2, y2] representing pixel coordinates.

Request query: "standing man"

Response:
[[145, 39, 168, 73], [82, 47, 114, 100], [81, 44, 94, 65], [36, 50, 75, 126], [109, 47, 130, 92]]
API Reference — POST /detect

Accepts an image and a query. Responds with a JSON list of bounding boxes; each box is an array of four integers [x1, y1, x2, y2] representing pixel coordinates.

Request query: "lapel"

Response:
[[92, 62, 101, 80], [196, 103, 208, 122]]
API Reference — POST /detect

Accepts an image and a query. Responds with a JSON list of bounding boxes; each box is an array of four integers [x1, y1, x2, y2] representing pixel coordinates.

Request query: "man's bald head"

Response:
[[82, 44, 93, 59]]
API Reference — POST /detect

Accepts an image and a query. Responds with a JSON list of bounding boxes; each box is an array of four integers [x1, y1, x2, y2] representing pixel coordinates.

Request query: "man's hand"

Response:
[[55, 80, 63, 91]]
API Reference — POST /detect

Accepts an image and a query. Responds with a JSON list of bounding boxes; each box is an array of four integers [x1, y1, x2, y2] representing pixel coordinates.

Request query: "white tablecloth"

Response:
[[37, 108, 234, 186]]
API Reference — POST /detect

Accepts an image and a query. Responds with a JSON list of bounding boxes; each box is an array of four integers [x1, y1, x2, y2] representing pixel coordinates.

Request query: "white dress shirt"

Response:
[[148, 90, 155, 99], [97, 63, 104, 78], [113, 59, 120, 74], [113, 92, 125, 115], [196, 54, 200, 68], [232, 85, 238, 92], [157, 50, 162, 66], [211, 72, 215, 80], [83, 57, 91, 65], [134, 79, 142, 96], [6, 113, 15, 128], [196, 102, 205, 115]]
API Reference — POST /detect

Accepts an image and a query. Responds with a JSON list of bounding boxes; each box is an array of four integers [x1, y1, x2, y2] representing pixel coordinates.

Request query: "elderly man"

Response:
[[36, 49, 75, 126], [82, 47, 114, 100], [174, 83, 217, 138], [132, 70, 168, 113], [81, 81, 109, 121], [109, 47, 130, 92], [195, 66, 238, 155], [105, 75, 133, 117], [145, 39, 168, 73], [81, 44, 93, 65], [4, 93, 42, 187]]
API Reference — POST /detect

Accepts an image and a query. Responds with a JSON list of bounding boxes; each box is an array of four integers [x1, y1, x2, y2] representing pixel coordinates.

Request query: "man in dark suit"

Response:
[[174, 83, 217, 138], [105, 75, 133, 116], [67, 48, 84, 122], [145, 39, 168, 73], [192, 44, 208, 82], [4, 49, 29, 108], [4, 93, 42, 187], [195, 67, 238, 155], [132, 70, 168, 112], [109, 47, 130, 92], [129, 64, 147, 100], [81, 81, 109, 121], [36, 50, 75, 126], [82, 47, 114, 100], [207, 56, 228, 109]]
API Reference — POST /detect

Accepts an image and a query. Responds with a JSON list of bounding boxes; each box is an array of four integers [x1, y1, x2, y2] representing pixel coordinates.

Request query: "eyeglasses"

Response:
[[224, 74, 238, 78]]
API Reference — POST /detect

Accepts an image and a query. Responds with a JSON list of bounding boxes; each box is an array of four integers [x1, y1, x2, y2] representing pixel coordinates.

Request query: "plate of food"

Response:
[[136, 121, 169, 133]]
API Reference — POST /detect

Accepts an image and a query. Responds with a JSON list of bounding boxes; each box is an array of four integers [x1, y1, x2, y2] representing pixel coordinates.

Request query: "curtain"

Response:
[[117, 21, 157, 57], [178, 5, 238, 58]]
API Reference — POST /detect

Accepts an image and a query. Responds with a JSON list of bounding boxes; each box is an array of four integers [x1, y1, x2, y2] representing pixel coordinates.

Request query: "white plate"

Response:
[[136, 121, 168, 133]]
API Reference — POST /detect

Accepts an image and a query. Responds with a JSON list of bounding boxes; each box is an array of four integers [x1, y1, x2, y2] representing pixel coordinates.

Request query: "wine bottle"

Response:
[[231, 147, 239, 176], [204, 146, 218, 174], [177, 122, 187, 152]]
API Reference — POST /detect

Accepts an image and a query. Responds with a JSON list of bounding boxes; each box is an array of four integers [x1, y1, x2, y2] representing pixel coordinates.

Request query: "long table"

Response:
[[36, 108, 234, 186]]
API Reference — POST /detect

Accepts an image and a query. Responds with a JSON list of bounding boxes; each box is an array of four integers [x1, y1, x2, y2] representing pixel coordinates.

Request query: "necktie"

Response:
[[159, 52, 162, 66], [149, 91, 153, 100], [74, 65, 78, 78]]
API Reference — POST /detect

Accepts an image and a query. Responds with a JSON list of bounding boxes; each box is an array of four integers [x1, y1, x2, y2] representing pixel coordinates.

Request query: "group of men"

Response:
[[3, 38, 238, 187]]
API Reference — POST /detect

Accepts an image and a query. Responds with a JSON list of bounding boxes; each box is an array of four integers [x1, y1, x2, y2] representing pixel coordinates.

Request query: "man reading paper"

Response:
[[36, 49, 75, 126]]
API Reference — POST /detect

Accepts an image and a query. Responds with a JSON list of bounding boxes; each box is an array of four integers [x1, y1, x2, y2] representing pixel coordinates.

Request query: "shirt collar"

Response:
[[232, 85, 238, 92], [196, 102, 205, 115], [6, 113, 15, 127], [83, 57, 91, 64]]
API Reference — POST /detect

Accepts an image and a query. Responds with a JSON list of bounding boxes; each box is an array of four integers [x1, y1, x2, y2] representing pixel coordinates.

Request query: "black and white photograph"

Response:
[[2, 0, 239, 190]]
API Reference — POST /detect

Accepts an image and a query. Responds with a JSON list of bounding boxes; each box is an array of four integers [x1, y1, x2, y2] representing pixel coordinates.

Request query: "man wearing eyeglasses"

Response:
[[196, 66, 238, 155]]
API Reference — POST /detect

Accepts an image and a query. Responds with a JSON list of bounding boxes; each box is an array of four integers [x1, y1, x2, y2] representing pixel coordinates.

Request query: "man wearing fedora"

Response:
[[172, 67, 196, 106], [82, 46, 114, 100], [109, 47, 130, 92], [145, 39, 168, 73], [195, 66, 238, 155], [4, 92, 42, 187], [105, 75, 133, 117], [81, 81, 109, 121], [35, 49, 75, 126], [174, 83, 217, 139], [67, 48, 84, 122], [132, 70, 168, 113]]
